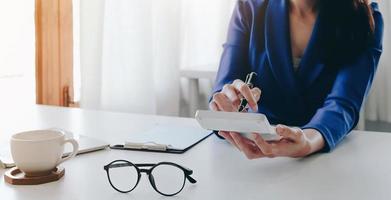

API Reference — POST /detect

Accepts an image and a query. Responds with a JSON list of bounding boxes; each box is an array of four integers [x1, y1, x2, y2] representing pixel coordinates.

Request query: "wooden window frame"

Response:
[[35, 0, 75, 107]]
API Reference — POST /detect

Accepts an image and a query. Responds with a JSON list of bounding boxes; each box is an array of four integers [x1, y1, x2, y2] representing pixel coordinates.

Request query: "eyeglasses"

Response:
[[103, 160, 197, 196]]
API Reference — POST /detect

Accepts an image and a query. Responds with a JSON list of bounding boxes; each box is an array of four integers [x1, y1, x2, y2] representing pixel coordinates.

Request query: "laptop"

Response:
[[0, 132, 109, 169]]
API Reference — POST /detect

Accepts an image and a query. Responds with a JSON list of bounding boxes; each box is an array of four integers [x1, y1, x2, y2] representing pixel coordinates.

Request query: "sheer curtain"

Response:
[[80, 0, 391, 122], [80, 0, 235, 116], [366, 0, 391, 123], [0, 1, 35, 107]]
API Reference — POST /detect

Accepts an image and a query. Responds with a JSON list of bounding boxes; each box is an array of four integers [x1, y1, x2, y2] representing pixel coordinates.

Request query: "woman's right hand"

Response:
[[209, 79, 262, 112]]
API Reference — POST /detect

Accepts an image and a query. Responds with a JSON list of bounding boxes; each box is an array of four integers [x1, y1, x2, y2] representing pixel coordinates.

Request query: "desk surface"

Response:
[[1, 105, 391, 200]]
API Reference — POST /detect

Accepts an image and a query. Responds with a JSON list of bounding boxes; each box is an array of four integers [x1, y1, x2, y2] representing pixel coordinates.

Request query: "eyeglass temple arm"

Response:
[[105, 163, 157, 170], [135, 163, 156, 167], [181, 167, 197, 184], [104, 162, 134, 170], [105, 163, 195, 170], [186, 174, 197, 184]]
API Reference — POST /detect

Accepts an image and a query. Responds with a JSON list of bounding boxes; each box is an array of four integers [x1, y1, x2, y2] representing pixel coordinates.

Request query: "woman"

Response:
[[210, 0, 383, 159]]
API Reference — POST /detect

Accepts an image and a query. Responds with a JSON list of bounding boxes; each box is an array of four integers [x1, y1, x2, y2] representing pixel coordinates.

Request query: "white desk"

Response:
[[1, 105, 391, 200]]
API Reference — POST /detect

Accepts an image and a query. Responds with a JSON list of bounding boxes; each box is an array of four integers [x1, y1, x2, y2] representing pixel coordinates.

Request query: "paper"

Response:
[[0, 143, 15, 168], [125, 125, 211, 151]]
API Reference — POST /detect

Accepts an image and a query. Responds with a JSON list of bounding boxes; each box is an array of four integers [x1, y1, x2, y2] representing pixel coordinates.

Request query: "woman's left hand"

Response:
[[218, 125, 325, 159]]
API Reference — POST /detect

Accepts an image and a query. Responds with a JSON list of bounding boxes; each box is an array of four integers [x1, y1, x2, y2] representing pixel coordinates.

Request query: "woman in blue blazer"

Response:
[[210, 0, 383, 158]]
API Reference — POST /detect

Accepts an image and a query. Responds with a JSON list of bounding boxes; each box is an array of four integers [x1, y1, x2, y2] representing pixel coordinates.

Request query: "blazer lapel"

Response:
[[265, 0, 298, 96], [265, 0, 326, 92], [296, 15, 325, 89]]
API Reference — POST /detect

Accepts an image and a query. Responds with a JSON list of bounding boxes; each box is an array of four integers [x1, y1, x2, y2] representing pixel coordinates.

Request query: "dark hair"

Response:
[[318, 0, 375, 66]]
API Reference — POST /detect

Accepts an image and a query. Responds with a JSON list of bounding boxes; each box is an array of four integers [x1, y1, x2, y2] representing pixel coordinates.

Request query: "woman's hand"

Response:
[[210, 79, 262, 112], [218, 125, 325, 159]]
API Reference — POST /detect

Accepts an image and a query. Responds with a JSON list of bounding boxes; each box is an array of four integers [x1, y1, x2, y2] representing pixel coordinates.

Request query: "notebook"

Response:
[[0, 133, 109, 169], [110, 125, 213, 154]]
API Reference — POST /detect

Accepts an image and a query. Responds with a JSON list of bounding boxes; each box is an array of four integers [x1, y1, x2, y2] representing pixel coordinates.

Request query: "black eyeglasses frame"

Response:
[[103, 160, 197, 196]]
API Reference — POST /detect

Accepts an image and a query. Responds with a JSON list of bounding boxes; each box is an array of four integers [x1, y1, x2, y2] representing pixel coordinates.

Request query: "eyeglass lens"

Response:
[[151, 163, 186, 195], [107, 161, 139, 192]]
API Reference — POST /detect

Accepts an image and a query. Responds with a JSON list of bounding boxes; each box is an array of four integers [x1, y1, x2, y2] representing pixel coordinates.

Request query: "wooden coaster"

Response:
[[4, 167, 65, 185]]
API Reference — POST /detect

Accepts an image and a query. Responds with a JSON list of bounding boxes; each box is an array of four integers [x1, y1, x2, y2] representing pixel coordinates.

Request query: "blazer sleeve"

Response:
[[211, 1, 253, 95], [302, 9, 384, 152]]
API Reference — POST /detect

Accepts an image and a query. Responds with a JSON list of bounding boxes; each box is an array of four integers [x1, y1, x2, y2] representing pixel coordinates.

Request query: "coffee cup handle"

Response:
[[57, 139, 79, 166]]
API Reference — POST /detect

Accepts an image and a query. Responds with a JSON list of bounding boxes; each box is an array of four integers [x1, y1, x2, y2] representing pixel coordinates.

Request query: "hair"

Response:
[[317, 0, 375, 66]]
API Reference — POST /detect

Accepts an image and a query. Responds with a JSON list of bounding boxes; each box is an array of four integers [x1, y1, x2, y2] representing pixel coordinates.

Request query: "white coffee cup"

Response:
[[11, 129, 79, 177]]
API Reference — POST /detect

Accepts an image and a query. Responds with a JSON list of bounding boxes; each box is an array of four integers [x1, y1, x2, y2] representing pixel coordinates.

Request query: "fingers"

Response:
[[209, 101, 219, 111], [232, 80, 258, 111], [222, 84, 241, 108], [251, 87, 262, 102], [210, 79, 262, 112], [218, 131, 240, 149], [223, 130, 305, 159], [230, 132, 265, 159], [212, 93, 236, 112], [252, 133, 276, 158], [218, 120, 310, 158], [275, 125, 304, 143]]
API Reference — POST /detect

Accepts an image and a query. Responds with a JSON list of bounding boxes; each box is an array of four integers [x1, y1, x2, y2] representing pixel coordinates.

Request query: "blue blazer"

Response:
[[212, 0, 384, 151]]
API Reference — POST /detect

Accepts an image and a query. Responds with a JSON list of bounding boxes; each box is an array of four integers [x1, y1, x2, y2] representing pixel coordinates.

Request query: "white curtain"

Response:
[[0, 1, 35, 107], [80, 0, 236, 116], [366, 0, 391, 123], [80, 0, 391, 122]]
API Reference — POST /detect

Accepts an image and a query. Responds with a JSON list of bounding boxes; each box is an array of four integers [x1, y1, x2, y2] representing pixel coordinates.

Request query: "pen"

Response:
[[238, 72, 258, 112], [213, 72, 258, 139]]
